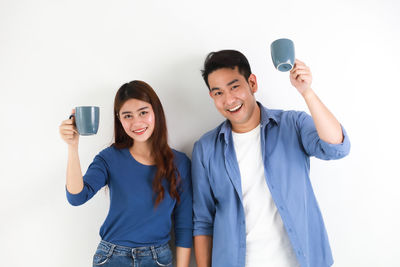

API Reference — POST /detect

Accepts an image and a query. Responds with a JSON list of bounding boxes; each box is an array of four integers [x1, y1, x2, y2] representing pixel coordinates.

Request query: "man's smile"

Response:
[[226, 104, 243, 113]]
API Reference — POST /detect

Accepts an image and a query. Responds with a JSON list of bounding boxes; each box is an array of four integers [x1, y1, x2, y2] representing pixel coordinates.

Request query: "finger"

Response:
[[60, 131, 77, 139], [296, 74, 312, 82], [60, 124, 78, 133], [291, 70, 311, 79], [291, 69, 311, 80], [292, 60, 309, 71], [61, 127, 77, 134], [61, 119, 74, 125], [291, 64, 309, 73], [291, 69, 310, 76]]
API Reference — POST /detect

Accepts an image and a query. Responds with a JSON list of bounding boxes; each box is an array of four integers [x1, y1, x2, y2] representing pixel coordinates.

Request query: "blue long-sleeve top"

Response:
[[66, 146, 193, 248]]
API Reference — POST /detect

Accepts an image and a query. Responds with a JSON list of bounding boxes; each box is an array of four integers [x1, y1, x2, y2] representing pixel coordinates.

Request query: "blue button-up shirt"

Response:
[[192, 102, 350, 267]]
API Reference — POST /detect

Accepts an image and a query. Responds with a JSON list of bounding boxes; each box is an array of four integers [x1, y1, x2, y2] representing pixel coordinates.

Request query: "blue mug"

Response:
[[70, 106, 100, 136], [270, 38, 295, 72]]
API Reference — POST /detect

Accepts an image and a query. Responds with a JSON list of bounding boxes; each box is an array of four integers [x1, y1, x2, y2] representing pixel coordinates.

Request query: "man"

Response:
[[191, 50, 350, 267]]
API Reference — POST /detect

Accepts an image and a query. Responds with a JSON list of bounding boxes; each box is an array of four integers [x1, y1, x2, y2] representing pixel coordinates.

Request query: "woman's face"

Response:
[[118, 98, 155, 144]]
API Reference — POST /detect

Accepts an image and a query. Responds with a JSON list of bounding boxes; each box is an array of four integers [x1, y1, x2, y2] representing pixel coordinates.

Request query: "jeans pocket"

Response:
[[92, 249, 111, 266], [154, 247, 172, 267]]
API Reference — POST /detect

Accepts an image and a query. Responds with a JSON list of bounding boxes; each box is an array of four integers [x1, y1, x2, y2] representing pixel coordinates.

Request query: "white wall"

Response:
[[1, 0, 399, 266]]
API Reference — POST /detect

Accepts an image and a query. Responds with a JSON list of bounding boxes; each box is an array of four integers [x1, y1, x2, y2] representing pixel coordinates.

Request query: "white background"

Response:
[[1, 0, 399, 266]]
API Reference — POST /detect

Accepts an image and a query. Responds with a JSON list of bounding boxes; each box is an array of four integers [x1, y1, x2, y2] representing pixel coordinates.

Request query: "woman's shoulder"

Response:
[[171, 149, 190, 168], [97, 145, 127, 160]]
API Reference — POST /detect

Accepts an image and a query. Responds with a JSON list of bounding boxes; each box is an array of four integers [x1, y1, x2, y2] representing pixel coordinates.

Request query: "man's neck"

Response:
[[231, 104, 261, 133]]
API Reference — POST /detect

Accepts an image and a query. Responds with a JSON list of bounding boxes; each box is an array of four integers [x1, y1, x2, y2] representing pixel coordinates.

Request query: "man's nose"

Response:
[[224, 90, 235, 105]]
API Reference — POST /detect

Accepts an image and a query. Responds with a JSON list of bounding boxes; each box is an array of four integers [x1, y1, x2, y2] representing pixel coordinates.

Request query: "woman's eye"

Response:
[[140, 111, 148, 116], [123, 114, 132, 119]]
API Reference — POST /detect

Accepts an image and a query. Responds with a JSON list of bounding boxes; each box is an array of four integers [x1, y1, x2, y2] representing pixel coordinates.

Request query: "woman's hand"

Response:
[[59, 109, 79, 147]]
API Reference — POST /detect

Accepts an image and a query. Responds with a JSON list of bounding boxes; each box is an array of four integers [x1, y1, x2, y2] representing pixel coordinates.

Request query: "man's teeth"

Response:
[[134, 128, 146, 133], [228, 104, 242, 112]]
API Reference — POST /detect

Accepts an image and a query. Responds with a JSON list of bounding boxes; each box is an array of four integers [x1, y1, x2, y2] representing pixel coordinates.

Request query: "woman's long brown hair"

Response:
[[113, 80, 180, 206]]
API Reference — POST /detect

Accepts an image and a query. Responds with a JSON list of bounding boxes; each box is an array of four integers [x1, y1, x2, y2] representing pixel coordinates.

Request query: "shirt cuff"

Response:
[[319, 125, 351, 159], [193, 221, 214, 236], [66, 186, 87, 206]]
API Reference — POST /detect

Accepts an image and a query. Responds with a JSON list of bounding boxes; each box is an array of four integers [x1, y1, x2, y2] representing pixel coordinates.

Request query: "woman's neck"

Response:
[[129, 142, 155, 165]]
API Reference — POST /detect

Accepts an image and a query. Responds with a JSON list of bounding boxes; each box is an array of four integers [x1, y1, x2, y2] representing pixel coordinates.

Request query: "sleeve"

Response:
[[296, 111, 351, 160], [66, 153, 109, 206], [192, 141, 215, 237], [173, 155, 193, 248]]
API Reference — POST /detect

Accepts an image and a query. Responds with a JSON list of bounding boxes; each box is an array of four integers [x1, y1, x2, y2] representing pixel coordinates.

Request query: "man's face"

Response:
[[208, 67, 259, 133]]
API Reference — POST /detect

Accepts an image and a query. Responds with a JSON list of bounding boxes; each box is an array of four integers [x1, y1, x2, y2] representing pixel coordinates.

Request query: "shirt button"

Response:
[[271, 185, 275, 189], [279, 206, 284, 211], [288, 228, 292, 233]]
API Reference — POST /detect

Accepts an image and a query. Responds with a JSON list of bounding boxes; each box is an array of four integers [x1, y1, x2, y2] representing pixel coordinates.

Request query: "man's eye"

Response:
[[214, 91, 222, 96], [232, 85, 239, 89]]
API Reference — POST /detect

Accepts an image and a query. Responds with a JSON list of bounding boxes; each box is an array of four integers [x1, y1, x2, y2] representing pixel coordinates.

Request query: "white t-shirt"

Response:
[[232, 124, 299, 267]]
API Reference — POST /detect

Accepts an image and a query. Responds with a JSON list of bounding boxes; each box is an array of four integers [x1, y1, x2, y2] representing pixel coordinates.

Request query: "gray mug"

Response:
[[270, 38, 295, 72], [70, 106, 100, 136]]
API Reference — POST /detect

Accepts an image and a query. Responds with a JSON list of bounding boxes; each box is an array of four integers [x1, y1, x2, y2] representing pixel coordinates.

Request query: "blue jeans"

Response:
[[92, 240, 173, 267]]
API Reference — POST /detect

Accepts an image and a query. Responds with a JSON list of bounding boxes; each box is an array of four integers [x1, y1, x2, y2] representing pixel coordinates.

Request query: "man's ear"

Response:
[[248, 74, 258, 93]]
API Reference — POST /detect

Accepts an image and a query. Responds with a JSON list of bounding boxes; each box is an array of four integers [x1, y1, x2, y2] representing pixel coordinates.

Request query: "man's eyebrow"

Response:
[[210, 79, 239, 92], [227, 79, 239, 86]]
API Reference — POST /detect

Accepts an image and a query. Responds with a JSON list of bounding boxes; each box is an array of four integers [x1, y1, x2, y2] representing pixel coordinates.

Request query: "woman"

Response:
[[59, 80, 192, 267]]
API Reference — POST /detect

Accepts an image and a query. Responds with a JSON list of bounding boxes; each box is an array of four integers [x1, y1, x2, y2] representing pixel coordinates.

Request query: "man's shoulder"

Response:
[[195, 121, 225, 147], [260, 104, 306, 125]]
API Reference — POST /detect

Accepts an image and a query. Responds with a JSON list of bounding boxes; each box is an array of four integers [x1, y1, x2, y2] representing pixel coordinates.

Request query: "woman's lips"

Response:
[[133, 127, 147, 135]]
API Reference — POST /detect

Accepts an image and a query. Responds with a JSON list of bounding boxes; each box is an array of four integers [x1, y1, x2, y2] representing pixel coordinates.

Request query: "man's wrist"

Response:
[[301, 87, 314, 100]]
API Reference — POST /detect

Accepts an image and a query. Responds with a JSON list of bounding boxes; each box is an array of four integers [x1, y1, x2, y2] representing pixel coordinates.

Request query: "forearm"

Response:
[[176, 246, 191, 267], [302, 88, 343, 144], [66, 145, 84, 194], [194, 235, 212, 267]]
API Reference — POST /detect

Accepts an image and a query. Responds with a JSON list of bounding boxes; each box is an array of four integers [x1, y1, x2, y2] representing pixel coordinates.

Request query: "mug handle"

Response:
[[69, 114, 76, 126]]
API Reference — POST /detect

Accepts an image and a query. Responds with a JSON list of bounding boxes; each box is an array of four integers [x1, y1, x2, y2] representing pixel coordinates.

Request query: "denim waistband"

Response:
[[97, 240, 170, 257]]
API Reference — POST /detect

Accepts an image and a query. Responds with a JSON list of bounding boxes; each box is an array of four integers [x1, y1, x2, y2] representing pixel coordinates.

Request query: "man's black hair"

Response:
[[201, 50, 252, 90]]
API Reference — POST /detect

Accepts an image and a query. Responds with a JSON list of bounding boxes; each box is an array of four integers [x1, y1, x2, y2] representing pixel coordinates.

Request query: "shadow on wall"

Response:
[[146, 52, 225, 157]]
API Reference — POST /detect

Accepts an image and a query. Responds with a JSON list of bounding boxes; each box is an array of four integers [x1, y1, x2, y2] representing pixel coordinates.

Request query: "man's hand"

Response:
[[289, 59, 312, 96], [289, 59, 344, 144]]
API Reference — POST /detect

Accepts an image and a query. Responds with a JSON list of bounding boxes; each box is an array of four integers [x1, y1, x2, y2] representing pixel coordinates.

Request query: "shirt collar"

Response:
[[218, 101, 280, 144]]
